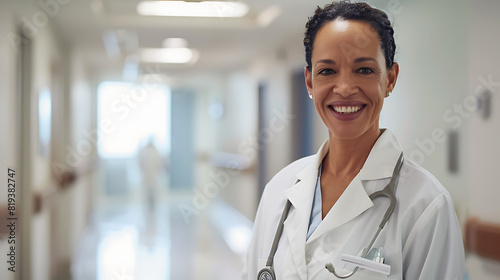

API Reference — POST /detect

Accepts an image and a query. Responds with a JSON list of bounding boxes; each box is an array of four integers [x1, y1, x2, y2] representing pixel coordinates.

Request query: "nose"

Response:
[[333, 72, 358, 97]]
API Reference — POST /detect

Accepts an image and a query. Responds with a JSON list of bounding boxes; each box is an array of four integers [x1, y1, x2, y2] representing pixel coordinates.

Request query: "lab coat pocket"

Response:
[[330, 265, 388, 280], [345, 269, 388, 280]]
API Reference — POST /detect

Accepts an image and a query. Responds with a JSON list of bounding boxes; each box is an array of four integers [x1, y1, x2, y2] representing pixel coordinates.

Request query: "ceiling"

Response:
[[48, 0, 336, 80]]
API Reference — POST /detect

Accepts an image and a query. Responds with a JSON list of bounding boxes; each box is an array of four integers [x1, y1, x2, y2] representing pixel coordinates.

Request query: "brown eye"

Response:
[[356, 68, 374, 74], [318, 68, 336, 75]]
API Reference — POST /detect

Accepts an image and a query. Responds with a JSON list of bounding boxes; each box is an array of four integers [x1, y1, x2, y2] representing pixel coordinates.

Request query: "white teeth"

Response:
[[333, 105, 362, 114]]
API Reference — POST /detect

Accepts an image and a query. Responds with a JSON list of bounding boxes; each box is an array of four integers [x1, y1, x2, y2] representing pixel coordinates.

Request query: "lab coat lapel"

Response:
[[306, 129, 402, 243], [306, 176, 373, 243], [282, 140, 329, 279], [283, 171, 316, 279]]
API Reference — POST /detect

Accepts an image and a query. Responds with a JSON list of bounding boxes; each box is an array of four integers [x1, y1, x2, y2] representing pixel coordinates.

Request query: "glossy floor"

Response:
[[71, 194, 252, 280]]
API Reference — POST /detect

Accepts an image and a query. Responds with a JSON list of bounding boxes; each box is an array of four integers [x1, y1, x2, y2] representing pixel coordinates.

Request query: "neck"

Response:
[[324, 127, 382, 177]]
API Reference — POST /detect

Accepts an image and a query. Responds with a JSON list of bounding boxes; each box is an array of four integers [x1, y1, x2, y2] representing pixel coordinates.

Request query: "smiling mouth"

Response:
[[329, 105, 366, 114]]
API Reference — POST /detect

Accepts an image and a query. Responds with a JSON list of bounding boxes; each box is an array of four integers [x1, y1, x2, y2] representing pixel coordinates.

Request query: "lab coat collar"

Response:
[[305, 129, 403, 242], [358, 129, 403, 181], [289, 129, 403, 188], [284, 129, 403, 213]]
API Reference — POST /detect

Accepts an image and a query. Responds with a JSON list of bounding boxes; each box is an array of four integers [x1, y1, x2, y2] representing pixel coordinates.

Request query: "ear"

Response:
[[304, 66, 313, 98], [386, 62, 399, 93]]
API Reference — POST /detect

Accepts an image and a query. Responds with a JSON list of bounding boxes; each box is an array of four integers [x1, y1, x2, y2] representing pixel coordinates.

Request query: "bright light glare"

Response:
[[137, 1, 249, 18], [139, 48, 197, 64], [38, 88, 52, 156], [97, 227, 137, 280], [162, 38, 188, 48], [226, 226, 252, 255], [97, 81, 171, 158]]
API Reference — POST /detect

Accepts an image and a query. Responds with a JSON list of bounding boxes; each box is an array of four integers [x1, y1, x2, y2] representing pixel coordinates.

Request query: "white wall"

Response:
[[185, 37, 306, 220], [379, 0, 469, 212], [466, 0, 500, 278], [0, 1, 95, 279], [0, 2, 20, 280], [248, 35, 307, 182], [0, 3, 18, 202], [467, 0, 500, 227], [30, 12, 69, 280], [50, 48, 94, 277], [215, 71, 259, 218], [184, 71, 260, 220]]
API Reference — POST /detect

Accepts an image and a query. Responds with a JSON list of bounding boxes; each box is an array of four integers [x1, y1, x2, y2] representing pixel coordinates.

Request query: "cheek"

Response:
[[311, 80, 332, 95], [364, 77, 386, 98]]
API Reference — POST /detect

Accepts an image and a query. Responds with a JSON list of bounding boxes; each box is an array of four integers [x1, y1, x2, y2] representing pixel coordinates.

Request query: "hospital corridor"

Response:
[[1, 0, 500, 279]]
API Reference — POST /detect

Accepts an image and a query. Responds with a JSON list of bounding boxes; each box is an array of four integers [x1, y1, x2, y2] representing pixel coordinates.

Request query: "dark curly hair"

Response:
[[304, 1, 396, 71]]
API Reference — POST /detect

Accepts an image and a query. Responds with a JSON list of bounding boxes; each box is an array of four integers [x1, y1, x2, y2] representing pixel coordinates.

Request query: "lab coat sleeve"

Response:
[[241, 185, 270, 280], [241, 208, 260, 280], [402, 193, 465, 280]]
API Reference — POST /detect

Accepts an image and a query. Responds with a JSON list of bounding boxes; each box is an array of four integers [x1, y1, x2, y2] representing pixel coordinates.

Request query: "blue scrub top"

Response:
[[307, 163, 323, 240]]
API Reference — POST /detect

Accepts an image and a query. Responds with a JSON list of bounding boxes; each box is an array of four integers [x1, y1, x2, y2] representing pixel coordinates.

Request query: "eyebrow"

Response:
[[315, 59, 336, 66], [314, 57, 377, 66], [354, 57, 377, 63]]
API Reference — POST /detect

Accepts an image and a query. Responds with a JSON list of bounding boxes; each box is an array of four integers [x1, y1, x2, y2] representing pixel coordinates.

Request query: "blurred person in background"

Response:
[[138, 136, 163, 214], [243, 1, 465, 279]]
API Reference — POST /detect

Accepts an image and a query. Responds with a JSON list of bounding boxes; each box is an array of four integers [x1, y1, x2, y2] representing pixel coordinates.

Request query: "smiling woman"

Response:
[[305, 18, 398, 143], [242, 1, 465, 280]]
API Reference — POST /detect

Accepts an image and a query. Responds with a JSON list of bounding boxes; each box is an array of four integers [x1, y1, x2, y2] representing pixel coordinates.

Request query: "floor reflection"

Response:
[[72, 195, 251, 280]]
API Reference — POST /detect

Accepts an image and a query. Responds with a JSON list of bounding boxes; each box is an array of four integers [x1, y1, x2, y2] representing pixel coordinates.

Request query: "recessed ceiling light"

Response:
[[139, 48, 199, 64], [137, 1, 249, 18], [162, 38, 188, 48]]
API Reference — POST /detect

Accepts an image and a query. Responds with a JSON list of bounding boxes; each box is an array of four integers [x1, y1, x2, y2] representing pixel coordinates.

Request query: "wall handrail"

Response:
[[0, 157, 100, 239], [465, 217, 500, 262]]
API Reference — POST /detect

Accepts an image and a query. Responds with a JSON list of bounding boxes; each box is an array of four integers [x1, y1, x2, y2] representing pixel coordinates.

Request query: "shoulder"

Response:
[[396, 156, 458, 237], [399, 157, 451, 203]]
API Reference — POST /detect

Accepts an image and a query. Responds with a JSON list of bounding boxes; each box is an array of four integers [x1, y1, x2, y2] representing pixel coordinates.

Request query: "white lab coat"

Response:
[[242, 130, 465, 280]]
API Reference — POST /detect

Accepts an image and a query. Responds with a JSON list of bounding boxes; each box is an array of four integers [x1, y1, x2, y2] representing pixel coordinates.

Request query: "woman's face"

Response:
[[305, 19, 399, 141]]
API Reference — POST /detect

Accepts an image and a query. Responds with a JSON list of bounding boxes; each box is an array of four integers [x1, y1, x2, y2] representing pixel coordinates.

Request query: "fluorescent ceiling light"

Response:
[[162, 38, 188, 48], [139, 48, 198, 64], [137, 1, 249, 18]]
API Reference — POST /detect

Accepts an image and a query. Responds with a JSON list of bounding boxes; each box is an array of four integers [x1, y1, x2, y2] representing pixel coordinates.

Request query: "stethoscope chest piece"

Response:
[[258, 267, 276, 280]]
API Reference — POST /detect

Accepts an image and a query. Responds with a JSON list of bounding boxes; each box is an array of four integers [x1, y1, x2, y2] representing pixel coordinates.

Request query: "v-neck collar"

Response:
[[285, 129, 404, 242]]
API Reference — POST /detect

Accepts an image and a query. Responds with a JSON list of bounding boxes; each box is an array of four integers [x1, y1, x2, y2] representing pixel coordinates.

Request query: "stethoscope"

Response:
[[257, 153, 404, 280]]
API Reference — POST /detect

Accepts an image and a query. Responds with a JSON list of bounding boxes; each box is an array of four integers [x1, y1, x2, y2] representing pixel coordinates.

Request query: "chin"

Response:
[[328, 126, 365, 140], [328, 122, 380, 141]]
